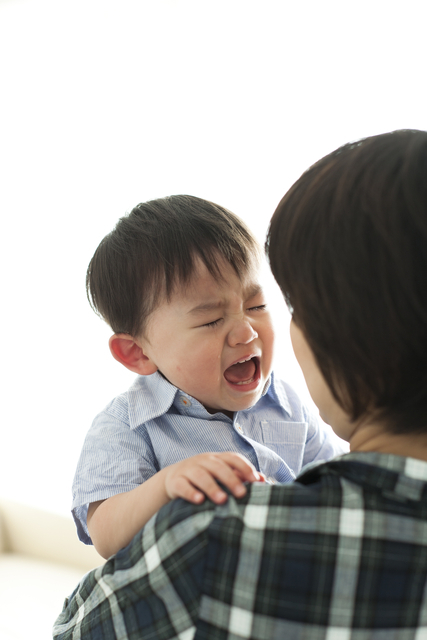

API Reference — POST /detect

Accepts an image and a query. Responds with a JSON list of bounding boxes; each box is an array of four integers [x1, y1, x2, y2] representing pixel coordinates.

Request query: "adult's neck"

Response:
[[350, 423, 427, 461]]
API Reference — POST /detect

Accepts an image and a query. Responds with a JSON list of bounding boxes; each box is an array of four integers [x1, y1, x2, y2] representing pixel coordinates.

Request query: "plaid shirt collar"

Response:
[[299, 450, 427, 501]]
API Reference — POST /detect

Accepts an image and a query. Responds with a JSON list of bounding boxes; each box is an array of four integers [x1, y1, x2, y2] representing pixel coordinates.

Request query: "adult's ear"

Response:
[[109, 334, 158, 375]]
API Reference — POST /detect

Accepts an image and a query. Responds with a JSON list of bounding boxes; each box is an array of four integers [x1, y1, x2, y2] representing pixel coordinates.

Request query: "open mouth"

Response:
[[223, 356, 260, 387]]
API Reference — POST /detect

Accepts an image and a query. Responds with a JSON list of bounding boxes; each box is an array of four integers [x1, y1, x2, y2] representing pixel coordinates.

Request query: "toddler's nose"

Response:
[[228, 320, 258, 346]]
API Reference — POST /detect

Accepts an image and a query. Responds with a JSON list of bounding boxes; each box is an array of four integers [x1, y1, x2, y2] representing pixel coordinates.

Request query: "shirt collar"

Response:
[[127, 370, 289, 429], [128, 372, 179, 429], [127, 372, 233, 428], [299, 451, 427, 502], [267, 371, 292, 416]]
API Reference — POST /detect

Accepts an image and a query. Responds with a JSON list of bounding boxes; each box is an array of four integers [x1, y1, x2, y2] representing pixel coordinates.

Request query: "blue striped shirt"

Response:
[[72, 372, 346, 543]]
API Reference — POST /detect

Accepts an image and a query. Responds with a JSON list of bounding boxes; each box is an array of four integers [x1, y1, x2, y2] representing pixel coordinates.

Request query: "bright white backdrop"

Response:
[[0, 0, 425, 516]]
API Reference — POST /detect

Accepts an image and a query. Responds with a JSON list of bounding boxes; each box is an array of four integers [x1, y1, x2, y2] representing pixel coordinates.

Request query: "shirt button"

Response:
[[180, 397, 191, 407], [236, 423, 244, 434]]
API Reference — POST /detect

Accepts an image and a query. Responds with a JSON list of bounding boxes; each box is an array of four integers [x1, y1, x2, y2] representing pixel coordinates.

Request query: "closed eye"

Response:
[[198, 305, 265, 328], [202, 318, 223, 328], [248, 304, 267, 312]]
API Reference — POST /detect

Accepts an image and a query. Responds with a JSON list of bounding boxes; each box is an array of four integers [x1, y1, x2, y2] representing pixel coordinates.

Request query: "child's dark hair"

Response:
[[266, 129, 427, 434], [87, 195, 260, 337]]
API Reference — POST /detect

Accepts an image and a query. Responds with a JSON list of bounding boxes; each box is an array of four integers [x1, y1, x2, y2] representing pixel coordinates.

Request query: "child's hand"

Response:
[[163, 452, 261, 505]]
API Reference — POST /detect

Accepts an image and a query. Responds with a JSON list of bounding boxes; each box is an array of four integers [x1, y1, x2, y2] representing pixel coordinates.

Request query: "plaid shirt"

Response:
[[53, 452, 427, 639]]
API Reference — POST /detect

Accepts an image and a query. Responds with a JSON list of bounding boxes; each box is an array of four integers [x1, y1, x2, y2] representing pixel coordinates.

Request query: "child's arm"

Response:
[[87, 452, 261, 559]]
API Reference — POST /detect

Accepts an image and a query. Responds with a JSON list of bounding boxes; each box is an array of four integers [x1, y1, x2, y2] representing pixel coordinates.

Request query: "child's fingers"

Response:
[[188, 463, 236, 502], [167, 458, 240, 503], [215, 452, 261, 482], [165, 452, 261, 505], [168, 475, 207, 504], [168, 468, 228, 504], [186, 455, 251, 501]]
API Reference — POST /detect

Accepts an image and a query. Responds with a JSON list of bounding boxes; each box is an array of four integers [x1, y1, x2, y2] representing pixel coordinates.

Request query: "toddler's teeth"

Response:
[[235, 376, 255, 386]]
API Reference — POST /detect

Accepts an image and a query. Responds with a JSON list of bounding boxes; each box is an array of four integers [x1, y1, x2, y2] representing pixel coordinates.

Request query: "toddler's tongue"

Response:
[[224, 359, 256, 384]]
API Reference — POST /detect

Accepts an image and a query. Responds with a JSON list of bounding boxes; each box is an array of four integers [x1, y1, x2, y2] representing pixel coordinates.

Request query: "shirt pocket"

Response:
[[260, 421, 308, 475]]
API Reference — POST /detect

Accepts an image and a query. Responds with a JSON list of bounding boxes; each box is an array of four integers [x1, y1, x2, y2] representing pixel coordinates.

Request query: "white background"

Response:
[[0, 0, 425, 516]]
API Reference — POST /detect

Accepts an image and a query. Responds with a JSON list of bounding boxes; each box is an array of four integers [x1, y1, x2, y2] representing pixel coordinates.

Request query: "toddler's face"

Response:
[[138, 257, 275, 418]]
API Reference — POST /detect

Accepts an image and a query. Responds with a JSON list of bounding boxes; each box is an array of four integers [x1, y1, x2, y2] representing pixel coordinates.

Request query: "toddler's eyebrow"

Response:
[[188, 300, 224, 315], [188, 284, 263, 315]]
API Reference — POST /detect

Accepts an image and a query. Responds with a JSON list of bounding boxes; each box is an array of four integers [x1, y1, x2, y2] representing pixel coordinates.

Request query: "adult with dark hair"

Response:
[[54, 129, 427, 639]]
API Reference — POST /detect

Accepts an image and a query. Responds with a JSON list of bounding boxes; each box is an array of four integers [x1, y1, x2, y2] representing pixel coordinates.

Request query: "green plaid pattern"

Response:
[[53, 452, 427, 639]]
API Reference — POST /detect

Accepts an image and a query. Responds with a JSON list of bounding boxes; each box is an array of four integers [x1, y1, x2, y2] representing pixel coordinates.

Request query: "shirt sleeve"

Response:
[[72, 407, 159, 544]]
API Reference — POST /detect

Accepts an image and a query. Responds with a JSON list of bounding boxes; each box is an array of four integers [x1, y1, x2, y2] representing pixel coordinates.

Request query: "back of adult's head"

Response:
[[266, 129, 427, 434]]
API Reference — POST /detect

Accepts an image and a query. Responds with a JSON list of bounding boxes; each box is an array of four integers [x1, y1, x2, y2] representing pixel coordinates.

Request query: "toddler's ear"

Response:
[[109, 334, 158, 375]]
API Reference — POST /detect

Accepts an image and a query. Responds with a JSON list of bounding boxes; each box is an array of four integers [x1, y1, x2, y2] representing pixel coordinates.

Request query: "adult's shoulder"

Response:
[[193, 464, 341, 531]]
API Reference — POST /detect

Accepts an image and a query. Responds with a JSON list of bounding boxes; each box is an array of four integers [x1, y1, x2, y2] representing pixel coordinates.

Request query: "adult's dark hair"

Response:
[[266, 129, 427, 434], [87, 195, 259, 337]]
